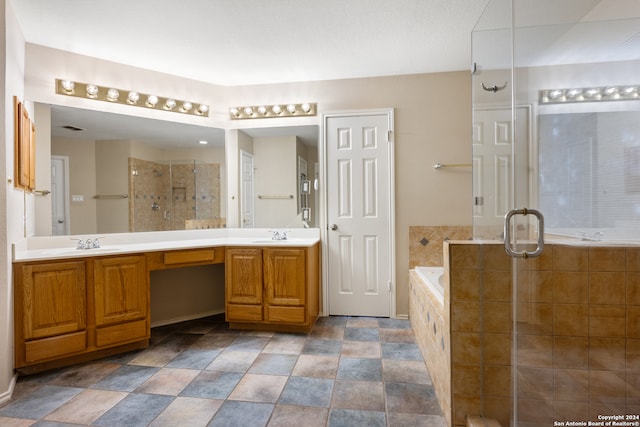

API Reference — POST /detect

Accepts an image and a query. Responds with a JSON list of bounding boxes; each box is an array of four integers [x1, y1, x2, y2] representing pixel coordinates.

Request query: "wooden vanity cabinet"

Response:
[[14, 260, 87, 367], [263, 248, 307, 323], [93, 255, 149, 348], [14, 254, 150, 372], [225, 248, 263, 322], [225, 243, 320, 332]]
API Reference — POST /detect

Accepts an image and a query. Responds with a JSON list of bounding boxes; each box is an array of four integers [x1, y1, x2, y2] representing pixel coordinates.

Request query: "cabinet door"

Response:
[[225, 248, 263, 321], [264, 248, 306, 323], [94, 255, 148, 327], [21, 261, 87, 340], [17, 261, 88, 365]]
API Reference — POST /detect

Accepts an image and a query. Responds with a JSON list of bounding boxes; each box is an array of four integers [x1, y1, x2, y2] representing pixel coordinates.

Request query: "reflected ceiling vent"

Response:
[[61, 125, 84, 131]]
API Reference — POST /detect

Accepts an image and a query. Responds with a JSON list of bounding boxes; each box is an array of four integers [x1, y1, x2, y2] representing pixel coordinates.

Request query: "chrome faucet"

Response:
[[271, 230, 288, 241], [72, 237, 103, 249]]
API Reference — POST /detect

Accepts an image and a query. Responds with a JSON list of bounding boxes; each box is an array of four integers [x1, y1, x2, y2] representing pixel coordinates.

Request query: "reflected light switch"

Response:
[[72, 195, 84, 202]]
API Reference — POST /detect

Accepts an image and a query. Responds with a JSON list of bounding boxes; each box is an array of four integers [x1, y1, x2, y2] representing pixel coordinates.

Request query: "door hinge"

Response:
[[474, 196, 484, 206], [388, 281, 392, 293], [387, 130, 392, 143]]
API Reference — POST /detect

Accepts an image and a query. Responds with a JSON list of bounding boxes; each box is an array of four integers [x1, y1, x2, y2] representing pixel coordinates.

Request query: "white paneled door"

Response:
[[472, 107, 530, 239], [51, 155, 70, 236], [241, 150, 254, 228], [325, 111, 394, 317]]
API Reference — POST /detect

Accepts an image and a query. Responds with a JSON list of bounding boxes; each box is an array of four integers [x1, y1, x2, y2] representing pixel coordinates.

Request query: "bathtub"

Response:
[[546, 227, 640, 245], [413, 266, 444, 305]]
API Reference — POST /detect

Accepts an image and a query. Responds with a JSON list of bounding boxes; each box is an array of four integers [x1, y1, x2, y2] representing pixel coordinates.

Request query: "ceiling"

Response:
[[15, 0, 640, 147], [20, 0, 492, 147], [12, 0, 492, 86]]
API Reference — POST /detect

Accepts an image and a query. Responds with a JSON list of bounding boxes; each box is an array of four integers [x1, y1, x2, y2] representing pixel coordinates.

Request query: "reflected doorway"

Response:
[[51, 155, 70, 236]]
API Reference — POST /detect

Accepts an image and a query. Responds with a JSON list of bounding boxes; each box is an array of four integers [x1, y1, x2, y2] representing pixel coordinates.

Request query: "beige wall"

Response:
[[95, 139, 131, 233], [2, 0, 28, 403], [253, 135, 299, 227]]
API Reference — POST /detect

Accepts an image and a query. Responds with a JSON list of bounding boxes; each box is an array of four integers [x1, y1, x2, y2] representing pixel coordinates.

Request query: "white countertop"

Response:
[[13, 228, 321, 262]]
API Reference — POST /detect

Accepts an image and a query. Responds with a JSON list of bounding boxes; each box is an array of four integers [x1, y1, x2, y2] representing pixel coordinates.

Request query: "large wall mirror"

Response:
[[35, 103, 320, 236], [234, 125, 319, 229], [38, 104, 226, 236]]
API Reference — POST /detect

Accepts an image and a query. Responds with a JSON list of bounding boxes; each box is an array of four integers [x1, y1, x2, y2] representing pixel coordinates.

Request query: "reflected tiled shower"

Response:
[[129, 158, 222, 232]]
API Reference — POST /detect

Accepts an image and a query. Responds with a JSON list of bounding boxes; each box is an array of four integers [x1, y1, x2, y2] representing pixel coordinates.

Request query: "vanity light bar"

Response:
[[55, 79, 209, 117], [540, 84, 639, 104], [229, 103, 317, 120]]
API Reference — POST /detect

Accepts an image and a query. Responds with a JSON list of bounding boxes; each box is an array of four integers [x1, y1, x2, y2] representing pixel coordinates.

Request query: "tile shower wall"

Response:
[[129, 158, 221, 232], [446, 241, 640, 427], [409, 226, 472, 268]]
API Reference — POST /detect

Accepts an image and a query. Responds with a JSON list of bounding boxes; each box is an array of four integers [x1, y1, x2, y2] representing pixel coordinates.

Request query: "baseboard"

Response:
[[0, 373, 18, 406], [395, 314, 409, 320], [150, 309, 225, 328]]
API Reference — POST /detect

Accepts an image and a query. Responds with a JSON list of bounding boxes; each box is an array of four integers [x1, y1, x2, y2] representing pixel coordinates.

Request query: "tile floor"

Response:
[[0, 315, 446, 427]]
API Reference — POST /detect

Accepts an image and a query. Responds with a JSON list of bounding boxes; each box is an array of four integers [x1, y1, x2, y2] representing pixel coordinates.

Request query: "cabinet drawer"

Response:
[[226, 304, 263, 322], [267, 306, 305, 324], [164, 248, 221, 265], [24, 331, 87, 364], [96, 319, 148, 347]]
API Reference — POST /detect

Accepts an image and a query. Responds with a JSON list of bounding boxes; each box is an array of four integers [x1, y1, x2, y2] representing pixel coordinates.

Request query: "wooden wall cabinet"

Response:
[[225, 243, 320, 332], [13, 96, 36, 192]]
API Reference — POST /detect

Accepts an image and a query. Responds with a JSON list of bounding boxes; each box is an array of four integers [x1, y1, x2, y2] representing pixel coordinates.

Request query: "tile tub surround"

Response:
[[0, 315, 447, 427], [410, 268, 452, 427], [409, 226, 472, 268], [444, 241, 640, 427]]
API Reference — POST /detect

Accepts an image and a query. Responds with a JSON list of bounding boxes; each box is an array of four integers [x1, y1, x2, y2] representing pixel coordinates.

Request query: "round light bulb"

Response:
[[146, 95, 159, 107], [165, 99, 177, 110], [272, 105, 282, 115], [181, 102, 193, 112], [127, 91, 140, 104], [257, 106, 267, 115], [301, 103, 311, 113], [287, 104, 297, 114], [548, 90, 563, 99], [86, 84, 99, 98], [566, 89, 582, 98], [243, 107, 254, 116], [230, 107, 240, 117], [585, 88, 601, 98], [107, 88, 120, 101], [61, 80, 75, 92], [197, 104, 209, 115]]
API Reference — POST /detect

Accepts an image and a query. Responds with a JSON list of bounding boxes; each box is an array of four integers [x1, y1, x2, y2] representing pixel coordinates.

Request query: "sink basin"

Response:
[[39, 247, 121, 256], [251, 239, 304, 244]]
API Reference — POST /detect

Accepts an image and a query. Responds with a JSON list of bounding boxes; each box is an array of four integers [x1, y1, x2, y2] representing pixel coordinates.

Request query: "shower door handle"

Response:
[[504, 208, 544, 258]]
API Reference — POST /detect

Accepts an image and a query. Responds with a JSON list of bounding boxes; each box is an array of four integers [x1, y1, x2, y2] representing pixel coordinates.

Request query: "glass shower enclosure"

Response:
[[472, 0, 640, 425], [129, 158, 222, 232]]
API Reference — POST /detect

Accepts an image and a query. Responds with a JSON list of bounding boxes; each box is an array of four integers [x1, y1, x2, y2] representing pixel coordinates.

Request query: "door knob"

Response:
[[331, 224, 338, 231], [58, 219, 64, 223]]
